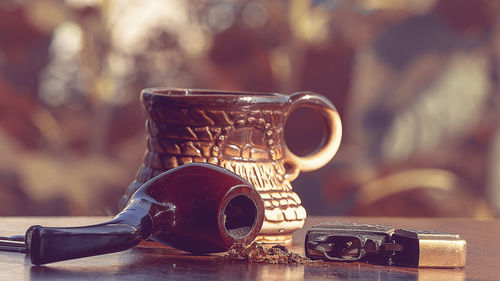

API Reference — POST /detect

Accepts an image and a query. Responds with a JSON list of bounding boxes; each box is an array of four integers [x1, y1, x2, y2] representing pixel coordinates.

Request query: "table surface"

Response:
[[0, 216, 498, 281]]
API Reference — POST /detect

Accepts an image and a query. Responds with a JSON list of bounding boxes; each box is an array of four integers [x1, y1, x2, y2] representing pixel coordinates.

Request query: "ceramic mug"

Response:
[[120, 88, 342, 244]]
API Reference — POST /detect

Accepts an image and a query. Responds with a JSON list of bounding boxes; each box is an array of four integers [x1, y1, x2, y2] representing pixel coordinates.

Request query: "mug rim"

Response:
[[141, 88, 289, 104]]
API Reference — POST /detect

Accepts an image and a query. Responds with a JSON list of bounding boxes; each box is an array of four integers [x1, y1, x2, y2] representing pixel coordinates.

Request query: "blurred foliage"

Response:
[[0, 0, 499, 217]]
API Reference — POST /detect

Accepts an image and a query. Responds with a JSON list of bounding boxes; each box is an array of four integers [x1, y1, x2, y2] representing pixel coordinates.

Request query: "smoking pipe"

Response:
[[24, 163, 264, 265]]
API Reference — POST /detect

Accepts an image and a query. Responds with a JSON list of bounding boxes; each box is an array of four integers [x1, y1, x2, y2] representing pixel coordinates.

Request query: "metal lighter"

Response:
[[305, 222, 466, 268]]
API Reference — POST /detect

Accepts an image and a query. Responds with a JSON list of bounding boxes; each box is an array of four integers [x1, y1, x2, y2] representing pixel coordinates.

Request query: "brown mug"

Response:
[[120, 88, 342, 243]]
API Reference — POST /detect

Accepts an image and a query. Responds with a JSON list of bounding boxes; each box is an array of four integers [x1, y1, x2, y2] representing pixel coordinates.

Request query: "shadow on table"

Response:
[[27, 245, 465, 281]]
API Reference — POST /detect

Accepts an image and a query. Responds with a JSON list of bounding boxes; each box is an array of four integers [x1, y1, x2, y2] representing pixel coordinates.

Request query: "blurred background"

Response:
[[1, 0, 499, 218]]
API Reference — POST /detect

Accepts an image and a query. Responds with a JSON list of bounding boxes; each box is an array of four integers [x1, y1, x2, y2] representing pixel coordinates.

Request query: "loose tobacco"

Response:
[[217, 243, 316, 265]]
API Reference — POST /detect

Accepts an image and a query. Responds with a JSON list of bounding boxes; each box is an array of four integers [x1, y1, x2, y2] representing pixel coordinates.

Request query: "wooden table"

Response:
[[0, 216, 497, 281]]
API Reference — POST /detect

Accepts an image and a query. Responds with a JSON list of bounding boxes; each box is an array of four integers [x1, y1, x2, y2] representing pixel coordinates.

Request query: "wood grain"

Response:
[[0, 216, 498, 281]]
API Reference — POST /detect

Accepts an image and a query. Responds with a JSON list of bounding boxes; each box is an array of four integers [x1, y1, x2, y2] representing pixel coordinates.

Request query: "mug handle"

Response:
[[283, 91, 342, 181]]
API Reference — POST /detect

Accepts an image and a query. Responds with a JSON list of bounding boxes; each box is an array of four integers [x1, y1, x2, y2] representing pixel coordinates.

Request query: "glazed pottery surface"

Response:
[[120, 88, 342, 243]]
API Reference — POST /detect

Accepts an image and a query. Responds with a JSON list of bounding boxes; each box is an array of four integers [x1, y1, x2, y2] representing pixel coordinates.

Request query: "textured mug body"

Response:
[[120, 88, 342, 244]]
